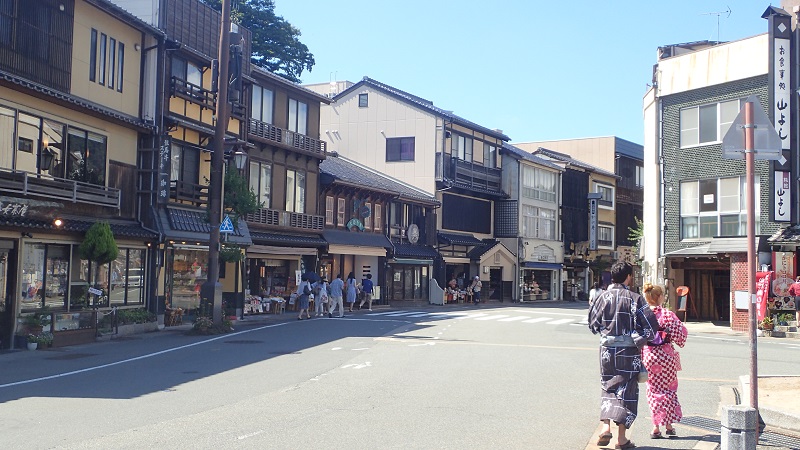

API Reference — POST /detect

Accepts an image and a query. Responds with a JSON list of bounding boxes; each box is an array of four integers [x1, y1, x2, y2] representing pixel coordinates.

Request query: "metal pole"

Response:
[[205, 0, 232, 325], [745, 101, 759, 416]]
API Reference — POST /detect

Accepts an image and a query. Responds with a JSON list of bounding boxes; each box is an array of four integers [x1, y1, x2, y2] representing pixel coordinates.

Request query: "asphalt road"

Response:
[[0, 303, 797, 449]]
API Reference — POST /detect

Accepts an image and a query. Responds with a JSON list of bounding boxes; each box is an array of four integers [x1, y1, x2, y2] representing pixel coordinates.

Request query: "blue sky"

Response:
[[274, 1, 774, 145]]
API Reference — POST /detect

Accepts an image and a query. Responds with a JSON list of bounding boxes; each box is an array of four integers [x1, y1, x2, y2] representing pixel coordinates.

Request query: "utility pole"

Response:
[[202, 0, 232, 325]]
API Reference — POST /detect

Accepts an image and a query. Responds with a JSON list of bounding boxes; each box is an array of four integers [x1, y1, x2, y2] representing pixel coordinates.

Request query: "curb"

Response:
[[738, 375, 800, 434]]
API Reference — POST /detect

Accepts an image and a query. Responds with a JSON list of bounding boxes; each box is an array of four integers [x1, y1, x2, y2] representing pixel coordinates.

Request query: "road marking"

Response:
[[475, 315, 509, 321], [498, 316, 529, 322], [522, 317, 552, 324], [407, 313, 433, 317], [457, 313, 488, 319], [546, 318, 573, 325], [341, 362, 371, 369], [409, 342, 436, 347]]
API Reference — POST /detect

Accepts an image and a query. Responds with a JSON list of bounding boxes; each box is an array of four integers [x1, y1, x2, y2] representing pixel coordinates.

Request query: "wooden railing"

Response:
[[170, 77, 215, 110], [248, 118, 326, 156], [245, 207, 324, 231], [437, 153, 502, 192], [170, 180, 208, 207], [0, 169, 120, 208]]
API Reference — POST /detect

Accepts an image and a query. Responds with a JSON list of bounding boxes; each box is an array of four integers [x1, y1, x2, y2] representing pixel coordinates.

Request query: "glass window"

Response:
[[681, 99, 749, 147], [108, 38, 116, 89], [186, 61, 202, 87], [99, 33, 106, 85], [285, 169, 305, 213], [337, 198, 345, 226], [0, 105, 14, 170], [681, 216, 698, 239], [251, 85, 273, 123], [699, 216, 717, 238], [89, 29, 97, 82], [680, 107, 698, 147], [598, 225, 614, 247], [171, 57, 186, 80], [699, 179, 717, 212], [452, 134, 473, 161], [483, 143, 497, 168], [719, 99, 741, 138], [596, 184, 614, 208], [288, 98, 307, 134], [680, 181, 698, 215], [374, 204, 382, 232], [16, 112, 40, 173], [679, 176, 760, 239], [116, 42, 124, 93], [386, 137, 415, 162], [698, 104, 717, 143], [248, 160, 271, 207], [364, 202, 372, 229], [522, 166, 557, 202], [358, 93, 368, 107], [718, 177, 739, 212], [325, 196, 334, 225]]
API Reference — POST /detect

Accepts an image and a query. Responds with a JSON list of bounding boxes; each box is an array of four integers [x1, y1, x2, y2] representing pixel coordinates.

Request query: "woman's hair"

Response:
[[642, 282, 664, 306], [592, 282, 601, 290], [347, 272, 355, 279]]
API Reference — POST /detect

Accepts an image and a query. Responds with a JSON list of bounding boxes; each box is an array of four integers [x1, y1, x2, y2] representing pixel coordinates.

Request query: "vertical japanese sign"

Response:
[[588, 193, 600, 251], [157, 136, 171, 205], [756, 271, 773, 322], [771, 251, 795, 297], [774, 170, 791, 222], [773, 37, 791, 150], [767, 10, 793, 222]]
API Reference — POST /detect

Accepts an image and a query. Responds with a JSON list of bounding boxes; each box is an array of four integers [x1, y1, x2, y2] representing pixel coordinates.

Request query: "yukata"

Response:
[[642, 306, 688, 428], [588, 284, 658, 429]]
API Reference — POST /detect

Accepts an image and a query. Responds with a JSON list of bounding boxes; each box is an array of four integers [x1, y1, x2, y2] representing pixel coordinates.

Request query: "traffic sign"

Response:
[[220, 215, 235, 233], [722, 95, 782, 160]]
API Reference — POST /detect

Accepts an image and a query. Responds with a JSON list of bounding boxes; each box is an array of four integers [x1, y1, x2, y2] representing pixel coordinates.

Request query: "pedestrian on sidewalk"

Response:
[[789, 276, 800, 323], [469, 276, 482, 306], [589, 282, 604, 305], [642, 283, 688, 439], [588, 261, 659, 450], [296, 274, 312, 320], [313, 277, 329, 317], [358, 273, 374, 311], [328, 274, 345, 318], [346, 272, 358, 312]]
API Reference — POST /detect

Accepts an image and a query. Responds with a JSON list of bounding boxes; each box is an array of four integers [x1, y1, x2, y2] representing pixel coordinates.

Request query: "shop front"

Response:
[[388, 243, 438, 304], [520, 262, 562, 301], [323, 229, 389, 305]]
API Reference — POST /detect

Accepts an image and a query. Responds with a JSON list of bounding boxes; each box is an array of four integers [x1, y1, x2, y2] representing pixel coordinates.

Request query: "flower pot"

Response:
[[27, 342, 38, 351]]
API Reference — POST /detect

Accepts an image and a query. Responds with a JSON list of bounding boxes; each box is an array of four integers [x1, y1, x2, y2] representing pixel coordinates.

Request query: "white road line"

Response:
[[498, 316, 529, 322], [522, 317, 552, 324], [546, 318, 573, 325], [366, 311, 396, 316], [382, 311, 426, 317], [475, 315, 510, 321], [457, 313, 488, 319], [407, 313, 433, 318]]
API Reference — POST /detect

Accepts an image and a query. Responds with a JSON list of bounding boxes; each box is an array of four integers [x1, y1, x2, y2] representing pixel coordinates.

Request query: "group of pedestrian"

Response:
[[588, 261, 688, 449], [294, 272, 375, 320]]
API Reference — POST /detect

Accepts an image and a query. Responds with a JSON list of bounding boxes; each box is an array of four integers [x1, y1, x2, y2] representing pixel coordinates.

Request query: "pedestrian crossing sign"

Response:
[[220, 215, 234, 233]]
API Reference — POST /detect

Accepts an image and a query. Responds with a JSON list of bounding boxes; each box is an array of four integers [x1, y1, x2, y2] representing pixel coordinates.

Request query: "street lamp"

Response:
[[233, 150, 247, 171]]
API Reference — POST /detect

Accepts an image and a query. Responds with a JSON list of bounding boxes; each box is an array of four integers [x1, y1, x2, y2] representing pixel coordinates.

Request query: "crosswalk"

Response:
[[366, 310, 584, 326]]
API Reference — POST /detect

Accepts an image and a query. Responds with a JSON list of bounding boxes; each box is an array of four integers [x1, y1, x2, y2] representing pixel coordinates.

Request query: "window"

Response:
[[325, 196, 334, 225], [595, 183, 614, 208], [337, 198, 345, 226], [386, 137, 415, 162], [171, 57, 202, 87], [99, 33, 107, 85], [251, 85, 274, 123], [635, 165, 644, 188], [522, 166, 557, 202], [680, 176, 760, 239], [170, 143, 200, 188], [521, 205, 556, 240], [452, 134, 473, 161], [248, 161, 271, 208], [108, 38, 116, 89], [288, 98, 307, 135], [598, 225, 614, 248], [374, 204, 382, 232], [116, 43, 124, 92], [89, 29, 97, 82], [66, 127, 107, 185], [483, 143, 497, 168], [285, 169, 305, 213], [364, 202, 372, 229], [358, 93, 368, 107], [680, 99, 744, 147], [0, 0, 11, 47]]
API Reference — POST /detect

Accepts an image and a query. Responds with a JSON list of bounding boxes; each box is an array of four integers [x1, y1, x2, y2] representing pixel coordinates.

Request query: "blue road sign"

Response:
[[220, 215, 234, 233]]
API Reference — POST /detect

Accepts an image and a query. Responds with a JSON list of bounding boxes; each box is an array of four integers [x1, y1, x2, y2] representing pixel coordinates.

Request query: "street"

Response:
[[1, 303, 798, 449]]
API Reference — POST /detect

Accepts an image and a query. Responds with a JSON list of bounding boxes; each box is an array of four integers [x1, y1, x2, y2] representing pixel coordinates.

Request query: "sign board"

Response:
[[588, 193, 601, 251], [734, 290, 749, 310], [756, 271, 773, 322], [721, 95, 783, 160], [771, 251, 795, 296], [88, 287, 103, 296], [220, 215, 234, 233], [677, 294, 688, 312], [157, 136, 171, 205], [774, 171, 791, 222]]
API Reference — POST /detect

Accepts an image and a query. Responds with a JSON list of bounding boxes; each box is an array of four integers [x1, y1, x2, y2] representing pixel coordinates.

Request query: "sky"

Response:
[[273, 0, 776, 146]]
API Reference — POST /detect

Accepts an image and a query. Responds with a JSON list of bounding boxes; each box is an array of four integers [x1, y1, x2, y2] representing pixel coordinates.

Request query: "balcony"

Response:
[[0, 169, 120, 208], [437, 153, 502, 193], [248, 118, 326, 157], [169, 180, 208, 207], [170, 77, 215, 110], [245, 207, 324, 231]]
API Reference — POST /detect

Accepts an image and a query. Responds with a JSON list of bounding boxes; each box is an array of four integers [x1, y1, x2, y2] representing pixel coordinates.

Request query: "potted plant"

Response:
[[26, 334, 38, 351], [38, 332, 54, 348], [760, 316, 774, 331]]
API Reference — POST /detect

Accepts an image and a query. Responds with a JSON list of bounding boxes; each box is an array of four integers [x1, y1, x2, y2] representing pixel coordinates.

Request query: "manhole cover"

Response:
[[45, 353, 98, 360], [224, 340, 263, 344]]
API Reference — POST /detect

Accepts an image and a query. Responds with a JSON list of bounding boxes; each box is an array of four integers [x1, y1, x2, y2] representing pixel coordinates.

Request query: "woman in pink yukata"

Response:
[[641, 283, 688, 439]]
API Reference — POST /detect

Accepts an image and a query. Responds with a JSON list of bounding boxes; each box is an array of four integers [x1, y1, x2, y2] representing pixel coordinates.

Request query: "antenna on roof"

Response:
[[701, 6, 732, 42]]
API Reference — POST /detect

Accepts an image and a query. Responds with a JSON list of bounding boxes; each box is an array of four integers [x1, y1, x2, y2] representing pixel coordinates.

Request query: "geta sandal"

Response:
[[596, 432, 612, 446], [615, 440, 636, 449]]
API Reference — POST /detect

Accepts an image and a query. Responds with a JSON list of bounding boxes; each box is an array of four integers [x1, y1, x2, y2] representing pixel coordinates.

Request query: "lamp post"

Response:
[[202, 0, 232, 325]]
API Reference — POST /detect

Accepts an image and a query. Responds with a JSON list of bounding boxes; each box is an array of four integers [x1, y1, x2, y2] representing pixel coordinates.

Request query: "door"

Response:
[[489, 268, 503, 300], [0, 241, 17, 349]]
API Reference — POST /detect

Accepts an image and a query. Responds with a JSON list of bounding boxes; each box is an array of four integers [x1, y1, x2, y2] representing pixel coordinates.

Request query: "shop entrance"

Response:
[[489, 268, 503, 300], [0, 240, 17, 349], [684, 269, 730, 321]]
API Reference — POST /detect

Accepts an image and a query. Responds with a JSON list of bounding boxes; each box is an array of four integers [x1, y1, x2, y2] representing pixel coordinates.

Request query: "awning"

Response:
[[328, 244, 386, 257], [392, 243, 439, 260], [160, 207, 252, 246], [664, 237, 766, 257], [391, 258, 433, 265], [323, 229, 391, 249], [0, 216, 157, 239], [438, 231, 484, 246], [247, 244, 316, 258], [521, 262, 563, 270], [250, 231, 326, 247], [663, 243, 711, 257]]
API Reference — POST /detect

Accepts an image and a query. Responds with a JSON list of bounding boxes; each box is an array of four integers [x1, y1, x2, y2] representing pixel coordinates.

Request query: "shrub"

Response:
[[116, 308, 156, 325]]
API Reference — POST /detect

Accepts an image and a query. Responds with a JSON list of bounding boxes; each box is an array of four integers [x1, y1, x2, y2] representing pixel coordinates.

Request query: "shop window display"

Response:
[[168, 249, 208, 313], [523, 270, 552, 301]]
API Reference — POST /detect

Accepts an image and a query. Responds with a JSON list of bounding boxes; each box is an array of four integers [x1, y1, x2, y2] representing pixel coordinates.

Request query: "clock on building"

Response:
[[407, 224, 420, 244]]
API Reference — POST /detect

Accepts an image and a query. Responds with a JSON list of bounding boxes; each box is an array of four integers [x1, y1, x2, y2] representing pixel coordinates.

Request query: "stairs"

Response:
[[769, 320, 799, 339]]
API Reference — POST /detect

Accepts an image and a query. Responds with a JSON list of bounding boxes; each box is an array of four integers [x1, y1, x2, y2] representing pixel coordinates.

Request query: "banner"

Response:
[[756, 271, 773, 322]]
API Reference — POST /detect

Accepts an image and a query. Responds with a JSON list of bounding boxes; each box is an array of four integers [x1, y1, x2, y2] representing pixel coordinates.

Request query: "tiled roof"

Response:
[[392, 243, 439, 260], [249, 231, 326, 247], [320, 153, 438, 205], [467, 240, 500, 259], [336, 77, 510, 141], [323, 229, 392, 248], [532, 148, 619, 179], [500, 143, 564, 171], [449, 180, 509, 198], [438, 232, 484, 247], [161, 207, 252, 246], [0, 73, 155, 131], [0, 217, 156, 238], [250, 66, 332, 104]]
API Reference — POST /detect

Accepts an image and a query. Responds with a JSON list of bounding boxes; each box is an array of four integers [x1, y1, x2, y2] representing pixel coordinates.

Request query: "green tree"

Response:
[[201, 0, 315, 83], [78, 222, 119, 299], [628, 217, 644, 260], [219, 166, 261, 262]]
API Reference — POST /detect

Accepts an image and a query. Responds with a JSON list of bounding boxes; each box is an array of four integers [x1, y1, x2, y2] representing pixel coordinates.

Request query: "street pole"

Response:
[[744, 101, 759, 416], [204, 0, 232, 325]]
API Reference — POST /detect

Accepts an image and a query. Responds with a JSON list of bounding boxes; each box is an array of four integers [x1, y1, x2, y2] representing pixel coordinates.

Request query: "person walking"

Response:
[[789, 276, 800, 324], [358, 273, 374, 311], [588, 261, 659, 450], [469, 275, 482, 305], [296, 274, 312, 320], [314, 277, 329, 317], [346, 272, 358, 312], [328, 274, 345, 318], [642, 283, 688, 439], [589, 282, 605, 305]]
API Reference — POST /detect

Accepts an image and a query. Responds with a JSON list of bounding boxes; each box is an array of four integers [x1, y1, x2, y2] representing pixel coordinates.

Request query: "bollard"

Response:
[[720, 405, 758, 450]]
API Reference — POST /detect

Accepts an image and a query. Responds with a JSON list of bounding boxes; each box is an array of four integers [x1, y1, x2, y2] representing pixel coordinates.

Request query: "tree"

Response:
[[628, 217, 644, 260], [201, 0, 315, 83], [78, 222, 119, 304], [219, 166, 261, 262]]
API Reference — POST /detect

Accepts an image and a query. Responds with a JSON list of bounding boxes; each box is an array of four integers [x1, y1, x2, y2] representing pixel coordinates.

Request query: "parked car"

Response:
[[126, 268, 144, 287]]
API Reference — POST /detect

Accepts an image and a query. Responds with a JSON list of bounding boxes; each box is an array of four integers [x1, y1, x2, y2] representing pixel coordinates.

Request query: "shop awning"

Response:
[[250, 231, 326, 247], [391, 258, 433, 265], [328, 244, 386, 257], [521, 262, 563, 270], [769, 225, 800, 244], [438, 231, 484, 246], [0, 216, 157, 239], [323, 229, 391, 249], [160, 207, 252, 246], [247, 244, 317, 258], [392, 242, 439, 260]]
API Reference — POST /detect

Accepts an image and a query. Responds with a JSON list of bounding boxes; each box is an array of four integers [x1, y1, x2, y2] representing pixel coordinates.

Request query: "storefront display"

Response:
[[167, 248, 208, 313], [522, 269, 552, 301]]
